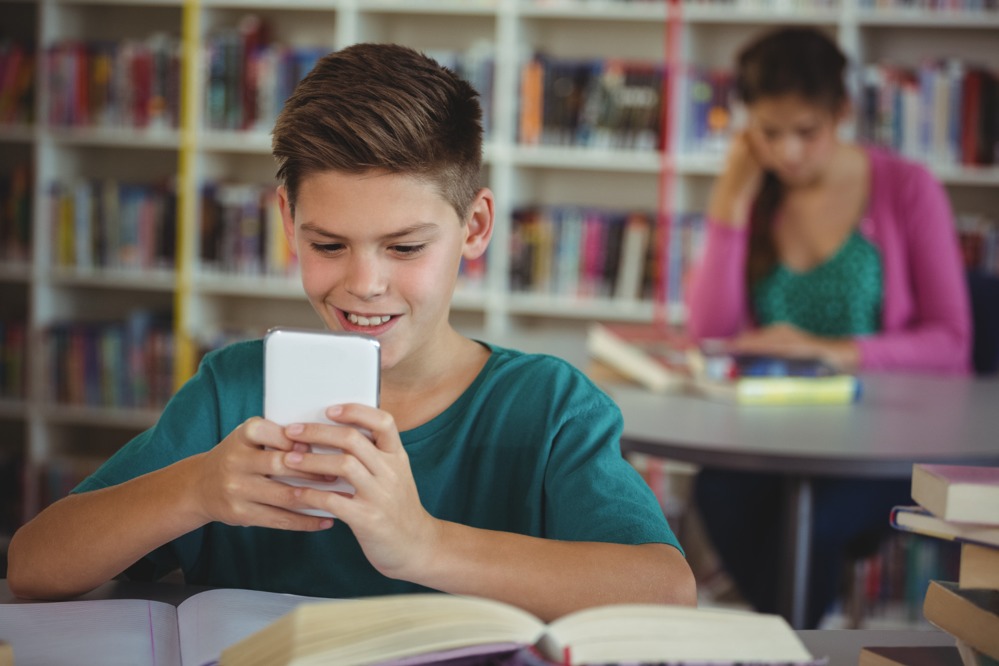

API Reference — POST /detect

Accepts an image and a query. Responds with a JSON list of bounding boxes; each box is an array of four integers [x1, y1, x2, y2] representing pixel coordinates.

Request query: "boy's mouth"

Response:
[[344, 312, 394, 327]]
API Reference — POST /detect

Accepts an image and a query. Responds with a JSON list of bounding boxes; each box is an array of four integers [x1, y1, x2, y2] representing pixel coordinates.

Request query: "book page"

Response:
[[177, 588, 328, 666], [0, 598, 181, 666]]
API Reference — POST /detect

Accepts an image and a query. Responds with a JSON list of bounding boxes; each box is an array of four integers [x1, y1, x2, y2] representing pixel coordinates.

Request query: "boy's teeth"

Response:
[[347, 313, 390, 326]]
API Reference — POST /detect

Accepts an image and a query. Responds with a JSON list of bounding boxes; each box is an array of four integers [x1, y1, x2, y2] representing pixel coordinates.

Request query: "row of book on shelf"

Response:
[[47, 309, 174, 411], [860, 463, 999, 666], [7, 29, 999, 171], [859, 61, 999, 168], [50, 178, 177, 273], [21, 173, 999, 294]]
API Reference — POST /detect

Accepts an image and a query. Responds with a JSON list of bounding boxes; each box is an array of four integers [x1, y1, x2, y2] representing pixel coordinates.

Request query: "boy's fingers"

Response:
[[243, 417, 294, 450], [326, 404, 403, 453]]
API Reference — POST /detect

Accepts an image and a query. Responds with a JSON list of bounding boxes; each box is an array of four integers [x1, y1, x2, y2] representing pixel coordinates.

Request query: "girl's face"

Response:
[[745, 94, 845, 187]]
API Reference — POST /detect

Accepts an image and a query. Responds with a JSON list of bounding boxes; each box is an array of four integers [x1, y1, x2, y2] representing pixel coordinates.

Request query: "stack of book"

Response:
[[862, 463, 999, 666], [586, 321, 861, 405]]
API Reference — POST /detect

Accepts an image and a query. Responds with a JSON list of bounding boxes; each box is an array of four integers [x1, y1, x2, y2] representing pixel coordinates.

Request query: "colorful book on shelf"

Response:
[[911, 464, 999, 525], [923, 581, 999, 661], [222, 592, 818, 666], [891, 505, 999, 549], [585, 321, 692, 393], [859, 646, 964, 666]]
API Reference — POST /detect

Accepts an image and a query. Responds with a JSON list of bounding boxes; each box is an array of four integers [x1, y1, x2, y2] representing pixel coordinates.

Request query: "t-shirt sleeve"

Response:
[[542, 383, 683, 554]]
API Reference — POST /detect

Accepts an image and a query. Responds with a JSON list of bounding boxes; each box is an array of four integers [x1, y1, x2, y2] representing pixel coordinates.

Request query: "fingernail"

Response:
[[326, 405, 342, 418], [287, 424, 304, 435], [286, 452, 303, 464], [319, 519, 334, 529]]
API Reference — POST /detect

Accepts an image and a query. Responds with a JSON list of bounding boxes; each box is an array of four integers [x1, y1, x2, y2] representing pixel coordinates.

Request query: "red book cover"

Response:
[[961, 69, 982, 165]]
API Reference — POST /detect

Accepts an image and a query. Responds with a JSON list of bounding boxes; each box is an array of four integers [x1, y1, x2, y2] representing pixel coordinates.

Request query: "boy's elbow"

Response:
[[663, 550, 698, 607], [6, 534, 41, 599]]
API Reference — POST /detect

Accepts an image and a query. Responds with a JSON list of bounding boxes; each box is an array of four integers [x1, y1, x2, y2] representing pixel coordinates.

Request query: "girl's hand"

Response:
[[730, 323, 860, 371], [280, 404, 441, 582], [192, 417, 335, 532], [707, 131, 766, 228]]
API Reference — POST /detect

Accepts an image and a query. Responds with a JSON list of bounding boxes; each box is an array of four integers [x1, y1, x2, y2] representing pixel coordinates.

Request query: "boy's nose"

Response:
[[345, 255, 387, 300]]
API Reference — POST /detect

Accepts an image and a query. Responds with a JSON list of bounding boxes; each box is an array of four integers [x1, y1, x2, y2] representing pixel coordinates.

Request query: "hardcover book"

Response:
[[911, 464, 999, 525], [891, 505, 999, 549], [923, 581, 999, 661]]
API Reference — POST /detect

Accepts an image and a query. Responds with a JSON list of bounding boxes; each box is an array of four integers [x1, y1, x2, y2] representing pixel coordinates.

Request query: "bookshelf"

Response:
[[0, 0, 997, 601]]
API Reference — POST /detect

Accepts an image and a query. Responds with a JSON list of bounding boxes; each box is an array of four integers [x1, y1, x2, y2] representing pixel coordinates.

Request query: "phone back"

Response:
[[264, 328, 381, 425]]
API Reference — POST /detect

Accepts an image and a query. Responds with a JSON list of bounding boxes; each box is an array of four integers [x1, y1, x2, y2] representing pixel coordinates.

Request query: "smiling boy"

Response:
[[9, 43, 695, 620]]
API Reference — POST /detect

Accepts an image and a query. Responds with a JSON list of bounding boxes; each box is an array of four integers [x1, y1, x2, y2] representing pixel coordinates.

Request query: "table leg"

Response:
[[780, 475, 813, 629]]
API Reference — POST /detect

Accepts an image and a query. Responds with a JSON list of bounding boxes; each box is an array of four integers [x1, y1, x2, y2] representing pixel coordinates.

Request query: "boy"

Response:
[[9, 44, 695, 621]]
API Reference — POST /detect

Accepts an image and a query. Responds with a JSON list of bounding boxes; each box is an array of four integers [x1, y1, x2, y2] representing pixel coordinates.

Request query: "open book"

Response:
[[0, 587, 316, 666], [221, 593, 819, 666]]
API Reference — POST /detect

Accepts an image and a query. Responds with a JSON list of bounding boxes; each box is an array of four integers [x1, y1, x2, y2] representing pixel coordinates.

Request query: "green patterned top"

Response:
[[752, 229, 883, 336]]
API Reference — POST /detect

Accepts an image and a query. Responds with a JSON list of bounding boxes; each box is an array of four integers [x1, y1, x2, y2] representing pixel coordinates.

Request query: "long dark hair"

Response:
[[735, 27, 849, 286]]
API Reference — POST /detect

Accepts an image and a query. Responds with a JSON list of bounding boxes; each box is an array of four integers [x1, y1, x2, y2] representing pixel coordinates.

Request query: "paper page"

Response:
[[177, 588, 329, 666], [0, 598, 181, 666]]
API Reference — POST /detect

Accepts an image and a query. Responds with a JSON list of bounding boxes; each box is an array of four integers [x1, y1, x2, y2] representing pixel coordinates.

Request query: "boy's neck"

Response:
[[380, 333, 491, 432]]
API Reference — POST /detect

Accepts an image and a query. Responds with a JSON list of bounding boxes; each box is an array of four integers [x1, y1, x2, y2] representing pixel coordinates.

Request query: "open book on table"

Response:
[[0, 587, 314, 666], [0, 587, 821, 666], [221, 593, 820, 666]]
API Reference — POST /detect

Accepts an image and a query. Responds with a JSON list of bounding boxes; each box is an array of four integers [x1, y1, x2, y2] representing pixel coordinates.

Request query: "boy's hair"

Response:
[[735, 26, 848, 112], [272, 43, 484, 222]]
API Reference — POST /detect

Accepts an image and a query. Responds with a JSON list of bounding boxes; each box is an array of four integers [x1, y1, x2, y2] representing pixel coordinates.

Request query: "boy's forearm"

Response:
[[408, 521, 696, 622], [7, 456, 208, 600]]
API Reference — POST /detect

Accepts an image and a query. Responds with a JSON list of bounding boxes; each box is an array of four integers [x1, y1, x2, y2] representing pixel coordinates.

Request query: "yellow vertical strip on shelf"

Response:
[[173, 0, 200, 391]]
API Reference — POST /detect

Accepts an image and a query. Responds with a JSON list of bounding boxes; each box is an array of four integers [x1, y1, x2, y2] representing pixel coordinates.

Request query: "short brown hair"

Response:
[[272, 43, 483, 222]]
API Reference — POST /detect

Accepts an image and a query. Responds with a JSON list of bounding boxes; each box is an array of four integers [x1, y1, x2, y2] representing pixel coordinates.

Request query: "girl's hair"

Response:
[[272, 43, 483, 223], [735, 27, 849, 286]]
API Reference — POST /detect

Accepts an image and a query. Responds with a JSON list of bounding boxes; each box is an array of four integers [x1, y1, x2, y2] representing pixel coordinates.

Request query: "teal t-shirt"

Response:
[[74, 340, 679, 597], [752, 230, 884, 336]]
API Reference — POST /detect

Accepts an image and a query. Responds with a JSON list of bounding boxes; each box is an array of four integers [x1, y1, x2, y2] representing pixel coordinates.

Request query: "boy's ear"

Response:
[[277, 185, 298, 257], [462, 188, 494, 260]]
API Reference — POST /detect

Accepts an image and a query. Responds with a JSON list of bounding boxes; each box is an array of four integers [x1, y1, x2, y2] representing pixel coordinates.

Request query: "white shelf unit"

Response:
[[0, 0, 997, 526]]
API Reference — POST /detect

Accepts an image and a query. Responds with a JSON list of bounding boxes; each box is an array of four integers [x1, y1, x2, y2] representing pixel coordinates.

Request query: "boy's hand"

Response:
[[281, 404, 442, 581], [192, 417, 335, 532]]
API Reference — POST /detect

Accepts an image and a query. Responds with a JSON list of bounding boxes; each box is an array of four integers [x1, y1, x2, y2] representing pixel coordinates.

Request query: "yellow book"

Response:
[[691, 374, 860, 406]]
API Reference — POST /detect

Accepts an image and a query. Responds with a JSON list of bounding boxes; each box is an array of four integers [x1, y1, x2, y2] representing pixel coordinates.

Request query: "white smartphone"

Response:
[[263, 327, 381, 517]]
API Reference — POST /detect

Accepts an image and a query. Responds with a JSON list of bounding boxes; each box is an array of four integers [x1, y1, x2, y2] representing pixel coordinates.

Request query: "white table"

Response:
[[610, 374, 999, 629]]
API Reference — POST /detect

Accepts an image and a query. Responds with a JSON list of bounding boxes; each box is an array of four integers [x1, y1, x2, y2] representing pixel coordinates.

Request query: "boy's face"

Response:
[[279, 170, 492, 373]]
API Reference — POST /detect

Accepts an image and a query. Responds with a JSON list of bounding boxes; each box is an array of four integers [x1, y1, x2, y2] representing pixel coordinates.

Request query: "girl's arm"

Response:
[[855, 164, 971, 373]]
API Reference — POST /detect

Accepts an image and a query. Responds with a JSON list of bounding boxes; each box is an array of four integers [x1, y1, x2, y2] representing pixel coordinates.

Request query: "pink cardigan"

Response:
[[684, 146, 972, 374]]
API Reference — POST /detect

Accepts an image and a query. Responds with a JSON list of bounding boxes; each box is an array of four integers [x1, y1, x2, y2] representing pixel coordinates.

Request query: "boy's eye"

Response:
[[311, 242, 345, 254], [391, 244, 427, 256]]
